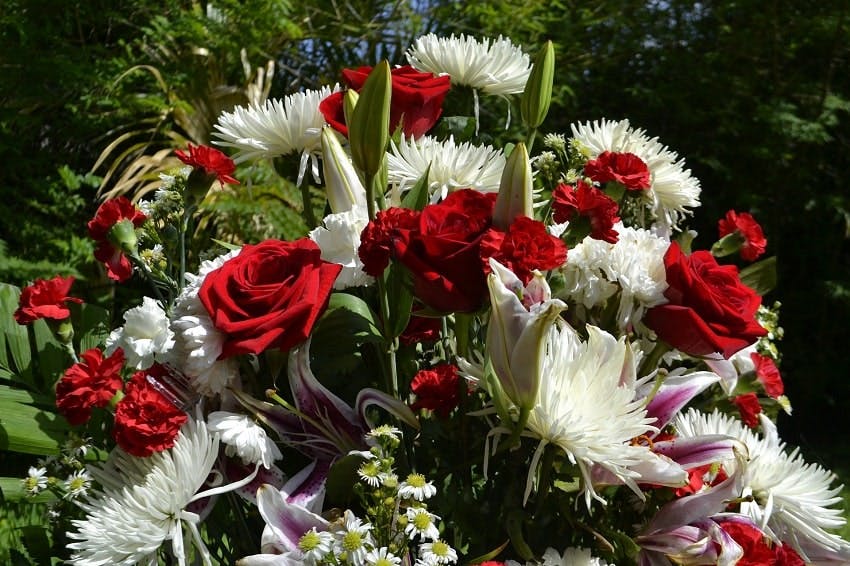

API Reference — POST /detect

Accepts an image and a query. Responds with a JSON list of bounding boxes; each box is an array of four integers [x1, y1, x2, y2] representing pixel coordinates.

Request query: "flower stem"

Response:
[[300, 180, 318, 229], [638, 341, 672, 378]]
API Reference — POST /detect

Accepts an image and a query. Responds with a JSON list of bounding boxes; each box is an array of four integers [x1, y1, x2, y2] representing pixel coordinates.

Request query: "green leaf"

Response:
[[325, 452, 365, 507], [320, 293, 382, 343], [72, 301, 110, 353], [385, 262, 414, 339], [21, 525, 52, 566], [0, 477, 56, 503], [401, 164, 431, 212], [739, 256, 777, 296], [0, 284, 34, 387], [0, 385, 68, 456]]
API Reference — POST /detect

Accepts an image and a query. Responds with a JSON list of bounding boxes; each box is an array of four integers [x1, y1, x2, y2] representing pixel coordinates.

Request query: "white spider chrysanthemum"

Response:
[[505, 547, 611, 566], [67, 417, 220, 566], [406, 33, 530, 96], [570, 118, 701, 233], [207, 411, 282, 469], [674, 408, 850, 561], [105, 296, 175, 370], [309, 205, 373, 289], [387, 135, 505, 203], [213, 85, 340, 184], [525, 322, 661, 508], [169, 249, 241, 396]]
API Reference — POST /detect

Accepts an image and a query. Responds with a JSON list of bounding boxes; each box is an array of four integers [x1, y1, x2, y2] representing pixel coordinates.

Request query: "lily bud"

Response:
[[107, 219, 140, 257], [344, 89, 359, 127], [348, 61, 391, 179], [321, 126, 367, 213], [520, 40, 555, 129], [493, 142, 534, 230], [486, 258, 565, 410]]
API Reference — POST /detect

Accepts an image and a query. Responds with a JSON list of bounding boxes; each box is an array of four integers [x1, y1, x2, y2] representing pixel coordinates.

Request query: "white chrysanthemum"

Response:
[[407, 33, 530, 96], [67, 417, 219, 566], [570, 118, 701, 232], [387, 135, 505, 203], [213, 85, 340, 184], [405, 507, 441, 541], [674, 408, 850, 560], [398, 473, 437, 501], [526, 322, 660, 508], [309, 205, 373, 289], [106, 296, 175, 370], [207, 411, 282, 469], [169, 249, 241, 396]]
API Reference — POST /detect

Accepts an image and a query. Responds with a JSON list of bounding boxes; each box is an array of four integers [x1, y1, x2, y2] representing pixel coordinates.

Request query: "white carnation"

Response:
[[105, 296, 174, 370]]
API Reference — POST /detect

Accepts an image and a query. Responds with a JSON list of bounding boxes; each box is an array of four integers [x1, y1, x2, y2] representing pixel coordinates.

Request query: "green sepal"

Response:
[[739, 256, 777, 296], [711, 231, 746, 257], [385, 262, 415, 340], [401, 164, 432, 211]]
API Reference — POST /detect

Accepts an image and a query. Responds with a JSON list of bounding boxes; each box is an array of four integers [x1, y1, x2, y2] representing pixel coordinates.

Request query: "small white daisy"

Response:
[[405, 507, 441, 541], [297, 527, 335, 564], [64, 469, 92, 499], [105, 296, 175, 370], [535, 546, 611, 566], [674, 409, 850, 562], [398, 473, 437, 501], [417, 539, 457, 565], [207, 411, 282, 468], [333, 510, 374, 566], [309, 205, 373, 289], [213, 84, 340, 185], [357, 460, 383, 488], [570, 118, 701, 233], [23, 466, 48, 496], [407, 33, 530, 96], [365, 547, 402, 566], [366, 425, 402, 441], [66, 417, 220, 566], [387, 135, 505, 203]]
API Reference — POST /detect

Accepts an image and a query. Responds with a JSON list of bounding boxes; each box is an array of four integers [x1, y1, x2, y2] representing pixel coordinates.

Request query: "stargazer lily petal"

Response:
[[651, 435, 740, 470], [255, 482, 329, 554], [641, 371, 721, 431]]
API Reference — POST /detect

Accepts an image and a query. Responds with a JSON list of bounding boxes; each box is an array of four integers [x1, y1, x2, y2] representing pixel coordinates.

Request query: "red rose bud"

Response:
[[410, 364, 462, 418], [644, 242, 767, 359], [199, 238, 342, 357], [14, 275, 82, 325], [716, 210, 767, 261], [584, 151, 651, 191]]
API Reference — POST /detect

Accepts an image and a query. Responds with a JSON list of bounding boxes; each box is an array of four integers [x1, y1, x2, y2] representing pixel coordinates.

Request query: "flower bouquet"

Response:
[[6, 32, 850, 566]]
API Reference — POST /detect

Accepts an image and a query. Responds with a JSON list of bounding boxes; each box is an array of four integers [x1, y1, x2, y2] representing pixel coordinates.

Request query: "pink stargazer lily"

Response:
[[232, 337, 418, 461]]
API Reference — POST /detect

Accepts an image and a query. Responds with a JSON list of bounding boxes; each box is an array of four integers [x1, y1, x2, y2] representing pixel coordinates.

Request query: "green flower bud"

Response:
[[107, 219, 139, 256], [344, 89, 359, 127], [321, 126, 367, 213], [521, 40, 555, 129], [493, 142, 534, 230], [348, 61, 391, 179], [711, 231, 746, 258]]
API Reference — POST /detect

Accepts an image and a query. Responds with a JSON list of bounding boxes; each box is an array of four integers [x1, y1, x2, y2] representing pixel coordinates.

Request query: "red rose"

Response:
[[392, 189, 496, 313], [87, 197, 147, 282], [733, 392, 763, 428], [359, 207, 421, 276], [717, 519, 776, 566], [751, 352, 784, 398], [644, 242, 767, 359], [56, 348, 125, 426], [551, 181, 620, 243], [584, 151, 651, 190], [410, 364, 461, 418], [14, 275, 82, 325], [113, 366, 188, 457], [718, 210, 767, 261], [175, 143, 239, 185], [320, 65, 451, 138], [199, 238, 342, 357], [479, 215, 567, 284]]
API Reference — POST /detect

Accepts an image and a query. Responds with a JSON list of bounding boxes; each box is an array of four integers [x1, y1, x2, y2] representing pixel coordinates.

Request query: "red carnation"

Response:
[[584, 151, 651, 190], [775, 544, 805, 566], [14, 275, 82, 325], [410, 364, 462, 418], [358, 207, 421, 277], [718, 519, 783, 566], [55, 348, 125, 426], [175, 143, 239, 185], [479, 215, 567, 284], [320, 65, 451, 139], [551, 181, 621, 243], [644, 242, 767, 359], [733, 392, 763, 429], [751, 353, 784, 398], [718, 210, 767, 261], [399, 314, 442, 346], [87, 197, 147, 282], [113, 365, 188, 457]]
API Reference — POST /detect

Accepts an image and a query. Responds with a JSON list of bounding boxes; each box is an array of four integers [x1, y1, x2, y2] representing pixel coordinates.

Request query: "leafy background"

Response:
[[1, 0, 848, 562]]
